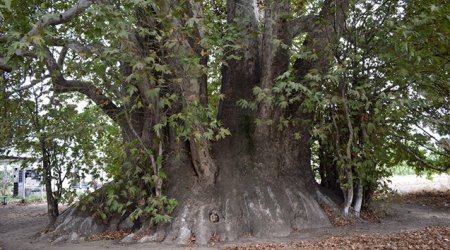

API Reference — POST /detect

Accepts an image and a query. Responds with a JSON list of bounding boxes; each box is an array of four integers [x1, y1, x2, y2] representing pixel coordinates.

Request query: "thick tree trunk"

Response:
[[157, 125, 330, 244], [48, 0, 352, 244], [154, 0, 331, 243]]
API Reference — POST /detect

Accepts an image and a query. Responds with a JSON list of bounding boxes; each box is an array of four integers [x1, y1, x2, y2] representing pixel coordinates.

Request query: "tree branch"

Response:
[[43, 47, 122, 121], [16, 0, 96, 56], [2, 1, 97, 71], [290, 0, 350, 39], [0, 47, 37, 73], [0, 155, 36, 161], [392, 133, 449, 157], [4, 75, 51, 98], [0, 34, 12, 43], [0, 58, 12, 72], [414, 124, 443, 144], [402, 145, 450, 172], [288, 15, 317, 38], [57, 47, 69, 66], [47, 38, 104, 56]]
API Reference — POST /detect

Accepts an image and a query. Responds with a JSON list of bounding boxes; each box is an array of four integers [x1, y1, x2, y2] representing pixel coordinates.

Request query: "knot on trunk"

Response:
[[209, 210, 219, 223]]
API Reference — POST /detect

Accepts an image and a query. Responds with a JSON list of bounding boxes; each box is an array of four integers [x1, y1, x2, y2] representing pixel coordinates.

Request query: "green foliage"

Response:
[[0, 0, 233, 224], [0, 165, 13, 196], [244, 0, 449, 199], [390, 165, 416, 176], [0, 77, 120, 204], [79, 140, 177, 225], [1, 0, 448, 222], [307, 0, 449, 191]]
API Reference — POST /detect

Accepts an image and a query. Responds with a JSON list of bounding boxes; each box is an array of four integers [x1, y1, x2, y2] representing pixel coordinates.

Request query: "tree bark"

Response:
[[157, 0, 333, 243], [48, 0, 352, 244], [318, 143, 342, 197], [42, 144, 59, 226], [353, 178, 364, 217]]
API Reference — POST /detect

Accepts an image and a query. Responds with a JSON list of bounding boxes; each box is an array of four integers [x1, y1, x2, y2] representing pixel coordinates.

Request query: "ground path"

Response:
[[1, 175, 449, 249]]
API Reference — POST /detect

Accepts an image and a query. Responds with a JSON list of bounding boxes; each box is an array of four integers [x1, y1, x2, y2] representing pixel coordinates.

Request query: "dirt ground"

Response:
[[1, 190, 449, 249]]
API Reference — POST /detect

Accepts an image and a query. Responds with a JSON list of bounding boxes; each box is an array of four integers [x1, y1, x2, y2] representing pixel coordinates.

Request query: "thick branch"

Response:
[[291, 0, 350, 39], [43, 47, 122, 121], [0, 52, 38, 72], [293, 0, 350, 78], [2, 1, 97, 71], [25, 0, 94, 35], [0, 50, 37, 69], [57, 80, 121, 119], [341, 84, 354, 162]]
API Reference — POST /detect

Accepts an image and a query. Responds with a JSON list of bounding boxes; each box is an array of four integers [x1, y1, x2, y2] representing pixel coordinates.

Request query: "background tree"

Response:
[[308, 0, 449, 215], [0, 165, 13, 196], [0, 73, 120, 226]]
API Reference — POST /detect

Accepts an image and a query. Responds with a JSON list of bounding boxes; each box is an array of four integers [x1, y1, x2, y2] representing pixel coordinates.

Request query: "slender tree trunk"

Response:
[[318, 142, 342, 197], [42, 145, 59, 226], [341, 169, 354, 217], [353, 178, 364, 217]]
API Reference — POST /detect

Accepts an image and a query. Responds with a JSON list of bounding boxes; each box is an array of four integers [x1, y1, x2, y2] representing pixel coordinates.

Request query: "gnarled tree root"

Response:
[[45, 180, 332, 245]]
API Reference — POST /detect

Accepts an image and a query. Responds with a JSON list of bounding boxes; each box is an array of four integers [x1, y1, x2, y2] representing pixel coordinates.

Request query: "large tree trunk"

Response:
[[160, 147, 330, 244], [49, 0, 349, 244], [149, 0, 335, 243]]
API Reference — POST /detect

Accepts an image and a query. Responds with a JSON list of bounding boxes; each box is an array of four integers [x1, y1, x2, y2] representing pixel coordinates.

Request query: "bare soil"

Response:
[[0, 191, 449, 250]]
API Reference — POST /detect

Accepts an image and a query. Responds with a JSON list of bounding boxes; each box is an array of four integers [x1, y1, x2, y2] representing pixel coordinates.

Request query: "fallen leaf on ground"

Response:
[[88, 229, 132, 241], [223, 226, 450, 250]]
